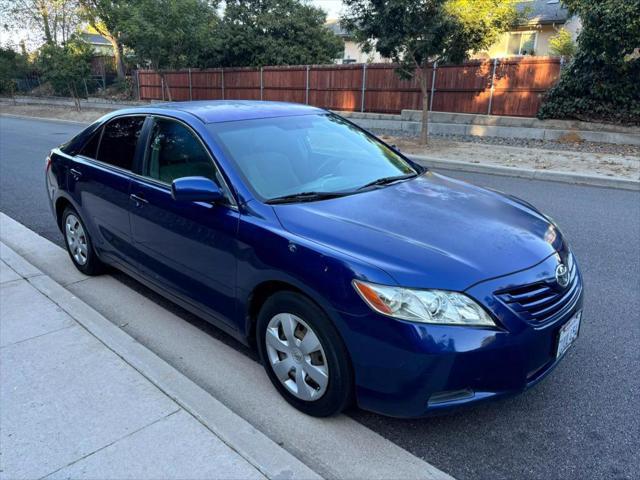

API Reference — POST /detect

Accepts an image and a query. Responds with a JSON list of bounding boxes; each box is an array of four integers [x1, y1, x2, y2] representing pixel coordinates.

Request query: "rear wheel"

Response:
[[62, 207, 104, 275], [257, 291, 353, 417]]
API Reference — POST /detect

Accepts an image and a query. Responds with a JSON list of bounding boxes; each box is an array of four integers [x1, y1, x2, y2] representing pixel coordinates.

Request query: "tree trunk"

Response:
[[37, 0, 54, 44], [69, 82, 81, 111], [106, 36, 126, 80], [161, 73, 173, 102], [418, 65, 430, 145]]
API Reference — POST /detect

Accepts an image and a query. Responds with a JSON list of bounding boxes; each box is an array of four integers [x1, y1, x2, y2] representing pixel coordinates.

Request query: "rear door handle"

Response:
[[70, 168, 82, 179], [130, 193, 149, 206]]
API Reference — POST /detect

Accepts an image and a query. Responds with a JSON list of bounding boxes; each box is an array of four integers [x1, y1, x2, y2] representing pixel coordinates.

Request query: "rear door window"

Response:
[[97, 116, 145, 170]]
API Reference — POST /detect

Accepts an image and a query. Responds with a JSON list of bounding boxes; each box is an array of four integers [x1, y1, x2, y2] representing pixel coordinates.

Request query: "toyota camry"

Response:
[[45, 101, 583, 417]]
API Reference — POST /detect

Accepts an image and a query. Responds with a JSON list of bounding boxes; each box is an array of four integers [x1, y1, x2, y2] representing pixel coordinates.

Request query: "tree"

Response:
[[112, 0, 220, 99], [548, 28, 576, 58], [79, 0, 220, 81], [538, 0, 640, 125], [217, 0, 344, 67], [342, 0, 519, 144], [37, 36, 93, 109], [78, 0, 130, 79], [0, 0, 80, 46], [0, 47, 30, 96]]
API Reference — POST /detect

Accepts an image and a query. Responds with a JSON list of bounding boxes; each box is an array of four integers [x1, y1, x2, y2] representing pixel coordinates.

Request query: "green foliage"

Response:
[[342, 0, 520, 69], [0, 47, 30, 95], [548, 28, 576, 58], [37, 36, 93, 103], [117, 0, 220, 70], [342, 0, 519, 142], [217, 0, 344, 67], [538, 0, 640, 124]]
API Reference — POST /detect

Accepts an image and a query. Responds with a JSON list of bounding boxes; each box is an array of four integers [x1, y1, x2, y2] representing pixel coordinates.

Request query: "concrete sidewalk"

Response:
[[0, 215, 451, 480], [0, 243, 315, 480]]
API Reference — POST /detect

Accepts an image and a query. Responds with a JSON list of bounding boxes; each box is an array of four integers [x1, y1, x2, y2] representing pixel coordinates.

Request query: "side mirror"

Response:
[[171, 176, 224, 203]]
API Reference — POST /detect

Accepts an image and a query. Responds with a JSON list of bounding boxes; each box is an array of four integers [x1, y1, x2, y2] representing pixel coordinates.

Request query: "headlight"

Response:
[[353, 280, 496, 327]]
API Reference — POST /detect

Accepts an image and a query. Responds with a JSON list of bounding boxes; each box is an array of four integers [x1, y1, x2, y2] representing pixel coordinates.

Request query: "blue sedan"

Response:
[[46, 101, 583, 417]]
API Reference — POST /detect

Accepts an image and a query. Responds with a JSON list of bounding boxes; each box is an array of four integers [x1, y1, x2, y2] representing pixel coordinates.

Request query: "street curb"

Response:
[[411, 154, 640, 191], [0, 237, 322, 480]]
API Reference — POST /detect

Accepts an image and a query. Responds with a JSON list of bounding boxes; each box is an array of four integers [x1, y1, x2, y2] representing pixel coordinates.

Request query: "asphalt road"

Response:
[[1, 115, 639, 480]]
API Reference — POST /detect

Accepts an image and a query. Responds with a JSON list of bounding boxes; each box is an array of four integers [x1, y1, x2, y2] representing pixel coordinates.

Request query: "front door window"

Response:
[[146, 119, 219, 185]]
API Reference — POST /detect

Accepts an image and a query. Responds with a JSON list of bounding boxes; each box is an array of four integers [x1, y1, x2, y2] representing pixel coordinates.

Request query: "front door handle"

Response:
[[130, 193, 149, 207], [70, 168, 82, 179]]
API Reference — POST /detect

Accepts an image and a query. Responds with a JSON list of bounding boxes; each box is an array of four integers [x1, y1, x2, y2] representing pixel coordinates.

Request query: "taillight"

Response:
[[45, 155, 52, 171]]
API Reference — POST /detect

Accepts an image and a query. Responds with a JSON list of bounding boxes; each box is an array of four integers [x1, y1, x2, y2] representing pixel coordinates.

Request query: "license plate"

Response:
[[556, 311, 581, 359]]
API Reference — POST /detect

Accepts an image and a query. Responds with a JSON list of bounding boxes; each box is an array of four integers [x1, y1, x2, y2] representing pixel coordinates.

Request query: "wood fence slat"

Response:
[[136, 57, 561, 117]]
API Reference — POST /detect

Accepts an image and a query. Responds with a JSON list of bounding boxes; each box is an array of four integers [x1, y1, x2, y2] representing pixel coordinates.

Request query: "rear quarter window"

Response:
[[78, 128, 102, 159], [59, 121, 102, 156]]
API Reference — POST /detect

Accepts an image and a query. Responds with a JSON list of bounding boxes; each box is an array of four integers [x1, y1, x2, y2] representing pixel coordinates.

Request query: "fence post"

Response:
[[83, 79, 89, 98], [560, 56, 565, 69], [487, 57, 498, 116], [136, 70, 141, 101], [221, 68, 225, 100], [305, 66, 310, 105], [429, 62, 437, 111], [361, 63, 367, 112], [260, 67, 264, 100], [161, 76, 165, 101], [188, 68, 193, 101]]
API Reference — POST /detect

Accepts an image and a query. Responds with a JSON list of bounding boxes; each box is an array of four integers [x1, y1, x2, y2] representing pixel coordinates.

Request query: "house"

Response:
[[80, 33, 114, 56], [325, 19, 390, 64], [479, 0, 581, 58]]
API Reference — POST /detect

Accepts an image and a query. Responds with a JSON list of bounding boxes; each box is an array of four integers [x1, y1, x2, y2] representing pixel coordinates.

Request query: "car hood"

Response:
[[273, 172, 564, 291]]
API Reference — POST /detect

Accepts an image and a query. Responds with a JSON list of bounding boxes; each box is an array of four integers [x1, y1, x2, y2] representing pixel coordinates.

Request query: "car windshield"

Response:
[[208, 113, 417, 202]]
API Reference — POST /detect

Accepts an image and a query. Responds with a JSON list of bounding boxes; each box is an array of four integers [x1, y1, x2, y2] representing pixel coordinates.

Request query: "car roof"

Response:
[[142, 100, 326, 124]]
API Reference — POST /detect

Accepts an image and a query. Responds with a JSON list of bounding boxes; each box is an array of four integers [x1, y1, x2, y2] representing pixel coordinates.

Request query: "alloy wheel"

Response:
[[65, 214, 88, 266], [265, 313, 329, 401]]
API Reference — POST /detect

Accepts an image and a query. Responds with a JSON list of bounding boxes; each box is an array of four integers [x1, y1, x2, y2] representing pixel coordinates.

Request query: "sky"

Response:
[[311, 0, 344, 19]]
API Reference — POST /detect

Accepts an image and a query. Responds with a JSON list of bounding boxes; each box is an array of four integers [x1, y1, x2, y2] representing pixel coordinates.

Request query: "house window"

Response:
[[506, 31, 537, 56]]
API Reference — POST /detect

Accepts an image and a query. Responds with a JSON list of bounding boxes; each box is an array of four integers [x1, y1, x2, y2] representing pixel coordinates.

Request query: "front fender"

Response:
[[235, 202, 396, 342]]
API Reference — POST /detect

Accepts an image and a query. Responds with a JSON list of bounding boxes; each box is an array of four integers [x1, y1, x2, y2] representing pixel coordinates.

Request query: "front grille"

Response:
[[496, 256, 581, 324]]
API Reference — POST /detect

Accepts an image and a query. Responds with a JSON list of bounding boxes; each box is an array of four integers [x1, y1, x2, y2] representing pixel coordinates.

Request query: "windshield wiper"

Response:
[[356, 173, 417, 191], [266, 191, 348, 205]]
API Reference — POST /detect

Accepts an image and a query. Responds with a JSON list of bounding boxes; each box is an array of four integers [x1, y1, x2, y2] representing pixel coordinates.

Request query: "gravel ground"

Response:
[[372, 128, 640, 157], [0, 103, 107, 123], [378, 133, 639, 180]]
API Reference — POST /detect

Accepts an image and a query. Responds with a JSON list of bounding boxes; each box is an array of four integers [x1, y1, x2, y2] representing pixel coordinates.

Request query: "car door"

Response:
[[69, 115, 146, 264], [128, 116, 240, 328]]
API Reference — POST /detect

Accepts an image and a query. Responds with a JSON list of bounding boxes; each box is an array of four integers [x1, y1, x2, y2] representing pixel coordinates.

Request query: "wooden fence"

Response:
[[137, 57, 562, 117]]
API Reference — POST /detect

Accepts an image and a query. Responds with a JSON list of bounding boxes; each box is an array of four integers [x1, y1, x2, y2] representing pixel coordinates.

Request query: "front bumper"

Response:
[[343, 254, 583, 418]]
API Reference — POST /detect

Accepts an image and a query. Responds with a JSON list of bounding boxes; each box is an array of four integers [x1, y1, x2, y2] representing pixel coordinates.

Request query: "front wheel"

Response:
[[257, 291, 353, 417], [62, 207, 104, 276]]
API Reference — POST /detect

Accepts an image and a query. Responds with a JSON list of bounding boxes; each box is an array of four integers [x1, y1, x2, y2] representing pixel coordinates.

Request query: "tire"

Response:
[[61, 206, 105, 276], [257, 291, 353, 417]]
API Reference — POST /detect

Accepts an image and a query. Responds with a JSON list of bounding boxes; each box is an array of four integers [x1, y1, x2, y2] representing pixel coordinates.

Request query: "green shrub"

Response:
[[538, 0, 640, 125], [0, 47, 29, 95], [37, 37, 93, 108]]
